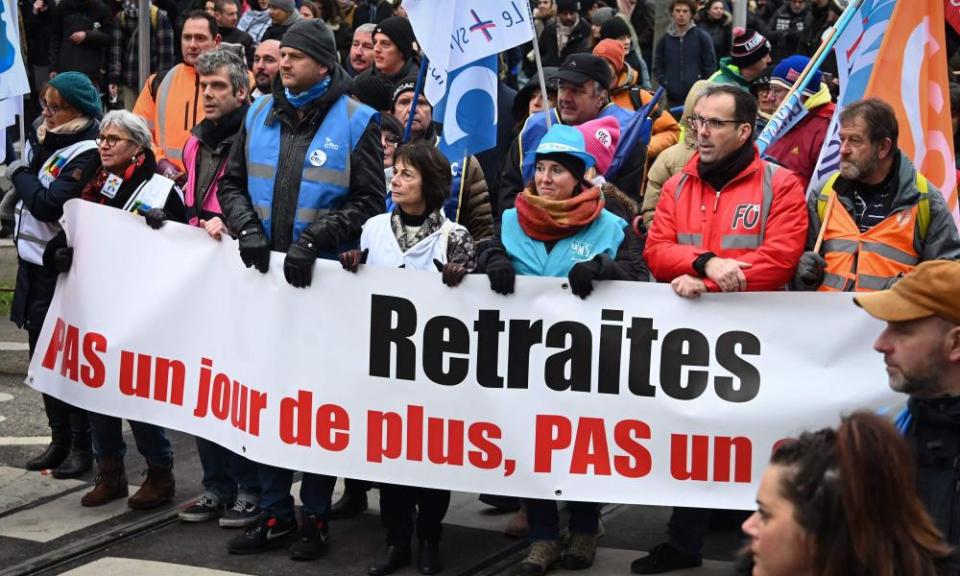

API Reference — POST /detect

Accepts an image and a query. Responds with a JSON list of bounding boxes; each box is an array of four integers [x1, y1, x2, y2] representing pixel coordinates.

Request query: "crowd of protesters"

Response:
[[7, 0, 960, 574]]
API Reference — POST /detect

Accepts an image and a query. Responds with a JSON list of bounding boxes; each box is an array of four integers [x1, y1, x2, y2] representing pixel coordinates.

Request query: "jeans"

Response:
[[195, 437, 261, 501], [88, 412, 173, 468], [257, 463, 335, 519], [526, 499, 600, 541]]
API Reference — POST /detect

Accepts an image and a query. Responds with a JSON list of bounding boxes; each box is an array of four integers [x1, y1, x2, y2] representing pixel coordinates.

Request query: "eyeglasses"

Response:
[[96, 135, 135, 148], [686, 115, 746, 132], [382, 134, 400, 145], [40, 100, 68, 115]]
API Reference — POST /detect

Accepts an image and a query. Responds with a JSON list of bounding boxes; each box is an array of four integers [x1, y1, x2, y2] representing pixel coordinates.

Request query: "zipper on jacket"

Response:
[[192, 75, 200, 128], [713, 189, 721, 213]]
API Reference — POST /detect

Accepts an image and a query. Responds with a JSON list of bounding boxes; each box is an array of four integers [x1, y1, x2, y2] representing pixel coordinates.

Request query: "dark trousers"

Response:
[[667, 507, 710, 556], [380, 483, 450, 546], [257, 463, 335, 519], [526, 499, 600, 541], [29, 329, 90, 452]]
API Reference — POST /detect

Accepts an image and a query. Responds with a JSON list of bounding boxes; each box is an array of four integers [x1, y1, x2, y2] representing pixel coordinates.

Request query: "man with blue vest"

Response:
[[217, 18, 384, 559]]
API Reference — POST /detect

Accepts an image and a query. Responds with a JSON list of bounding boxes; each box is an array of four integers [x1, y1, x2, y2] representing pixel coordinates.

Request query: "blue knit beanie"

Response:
[[48, 72, 103, 120]]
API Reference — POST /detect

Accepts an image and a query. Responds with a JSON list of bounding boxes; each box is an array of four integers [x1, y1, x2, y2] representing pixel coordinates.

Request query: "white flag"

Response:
[[406, 0, 534, 104], [0, 0, 31, 99]]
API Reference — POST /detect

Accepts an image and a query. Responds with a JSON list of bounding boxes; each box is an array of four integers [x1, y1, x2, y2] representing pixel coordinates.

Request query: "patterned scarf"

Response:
[[515, 186, 605, 242], [80, 154, 145, 205]]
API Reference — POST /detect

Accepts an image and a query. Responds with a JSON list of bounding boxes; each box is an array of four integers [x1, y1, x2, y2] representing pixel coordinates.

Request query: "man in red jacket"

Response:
[[763, 55, 836, 188], [635, 83, 808, 573], [645, 82, 807, 298]]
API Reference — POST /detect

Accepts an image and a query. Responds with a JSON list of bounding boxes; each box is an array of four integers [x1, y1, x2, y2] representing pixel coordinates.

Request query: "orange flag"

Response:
[[865, 0, 957, 220]]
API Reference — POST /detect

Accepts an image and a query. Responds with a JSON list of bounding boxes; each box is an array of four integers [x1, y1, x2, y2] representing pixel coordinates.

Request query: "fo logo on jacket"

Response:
[[731, 203, 761, 230]]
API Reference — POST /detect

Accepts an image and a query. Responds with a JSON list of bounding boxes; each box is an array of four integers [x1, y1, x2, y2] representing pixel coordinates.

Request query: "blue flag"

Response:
[[605, 86, 661, 182], [434, 55, 499, 162]]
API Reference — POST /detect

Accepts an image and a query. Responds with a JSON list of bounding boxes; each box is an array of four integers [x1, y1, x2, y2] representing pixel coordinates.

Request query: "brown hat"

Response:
[[854, 260, 960, 325]]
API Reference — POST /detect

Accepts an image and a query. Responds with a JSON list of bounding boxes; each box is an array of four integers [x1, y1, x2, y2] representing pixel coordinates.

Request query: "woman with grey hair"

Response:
[[73, 110, 185, 220], [42, 108, 185, 510]]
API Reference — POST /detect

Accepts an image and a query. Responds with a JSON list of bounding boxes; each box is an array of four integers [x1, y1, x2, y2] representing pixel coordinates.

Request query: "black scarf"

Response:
[[193, 103, 249, 150], [697, 139, 756, 191]]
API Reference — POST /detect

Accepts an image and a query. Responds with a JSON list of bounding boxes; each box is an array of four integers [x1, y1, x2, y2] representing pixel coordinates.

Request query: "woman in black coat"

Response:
[[6, 72, 101, 479], [697, 0, 733, 60]]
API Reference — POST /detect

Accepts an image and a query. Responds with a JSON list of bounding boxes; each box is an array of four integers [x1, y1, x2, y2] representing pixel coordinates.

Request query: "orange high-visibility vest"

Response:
[[817, 173, 929, 292]]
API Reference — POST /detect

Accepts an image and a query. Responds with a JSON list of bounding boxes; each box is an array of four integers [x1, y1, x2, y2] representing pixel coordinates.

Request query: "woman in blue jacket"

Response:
[[476, 124, 648, 576]]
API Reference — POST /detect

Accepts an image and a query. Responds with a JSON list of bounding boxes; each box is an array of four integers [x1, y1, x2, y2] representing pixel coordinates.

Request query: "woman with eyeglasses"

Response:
[[340, 141, 473, 576], [41, 109, 184, 510], [738, 411, 959, 576], [5, 72, 103, 480]]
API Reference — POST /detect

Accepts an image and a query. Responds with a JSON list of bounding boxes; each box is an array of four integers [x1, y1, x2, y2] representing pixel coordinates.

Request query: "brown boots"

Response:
[[128, 461, 175, 509], [81, 456, 128, 507], [81, 457, 175, 509]]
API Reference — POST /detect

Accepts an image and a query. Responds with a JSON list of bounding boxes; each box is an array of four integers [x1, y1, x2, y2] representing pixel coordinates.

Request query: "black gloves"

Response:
[[434, 259, 467, 287], [42, 235, 73, 274], [568, 257, 604, 299], [485, 258, 516, 295], [284, 238, 317, 288], [238, 227, 270, 273], [339, 248, 369, 272], [141, 207, 168, 229], [793, 251, 826, 291]]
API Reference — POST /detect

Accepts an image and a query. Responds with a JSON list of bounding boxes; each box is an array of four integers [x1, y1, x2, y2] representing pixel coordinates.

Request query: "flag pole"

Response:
[[403, 56, 430, 143], [756, 0, 865, 153], [524, 1, 553, 128]]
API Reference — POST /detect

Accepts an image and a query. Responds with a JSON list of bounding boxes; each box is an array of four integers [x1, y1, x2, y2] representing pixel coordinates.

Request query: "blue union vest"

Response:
[[245, 93, 376, 248], [500, 207, 627, 277]]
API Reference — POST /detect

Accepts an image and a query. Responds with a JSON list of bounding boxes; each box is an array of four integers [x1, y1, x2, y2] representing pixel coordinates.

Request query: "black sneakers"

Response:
[[179, 494, 224, 523], [289, 514, 330, 561], [220, 496, 261, 528], [630, 543, 703, 574], [227, 512, 297, 555]]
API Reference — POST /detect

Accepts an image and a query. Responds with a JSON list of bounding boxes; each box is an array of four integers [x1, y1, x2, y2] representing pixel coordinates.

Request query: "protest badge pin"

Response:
[[309, 149, 327, 167], [100, 173, 123, 198]]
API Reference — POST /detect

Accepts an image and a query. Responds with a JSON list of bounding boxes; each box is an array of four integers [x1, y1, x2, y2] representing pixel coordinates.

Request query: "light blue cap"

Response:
[[535, 124, 596, 170]]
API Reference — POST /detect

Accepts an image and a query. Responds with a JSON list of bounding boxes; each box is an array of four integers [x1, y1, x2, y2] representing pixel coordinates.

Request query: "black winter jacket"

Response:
[[653, 24, 716, 104], [908, 396, 960, 545], [538, 17, 592, 68], [11, 120, 99, 332], [217, 66, 385, 255], [49, 0, 114, 77], [768, 4, 813, 62]]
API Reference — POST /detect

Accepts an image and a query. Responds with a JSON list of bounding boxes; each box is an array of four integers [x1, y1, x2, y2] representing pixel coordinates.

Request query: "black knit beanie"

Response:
[[600, 18, 631, 41], [281, 19, 338, 69], [350, 74, 394, 112], [375, 16, 416, 61]]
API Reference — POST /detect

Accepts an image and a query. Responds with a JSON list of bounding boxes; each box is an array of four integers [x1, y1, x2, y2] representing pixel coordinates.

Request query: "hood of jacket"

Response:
[[698, 10, 731, 27], [666, 21, 696, 38]]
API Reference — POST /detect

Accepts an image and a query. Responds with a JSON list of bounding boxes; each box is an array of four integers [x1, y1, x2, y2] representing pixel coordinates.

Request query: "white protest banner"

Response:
[[406, 0, 533, 105], [0, 0, 31, 99], [28, 201, 900, 510]]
